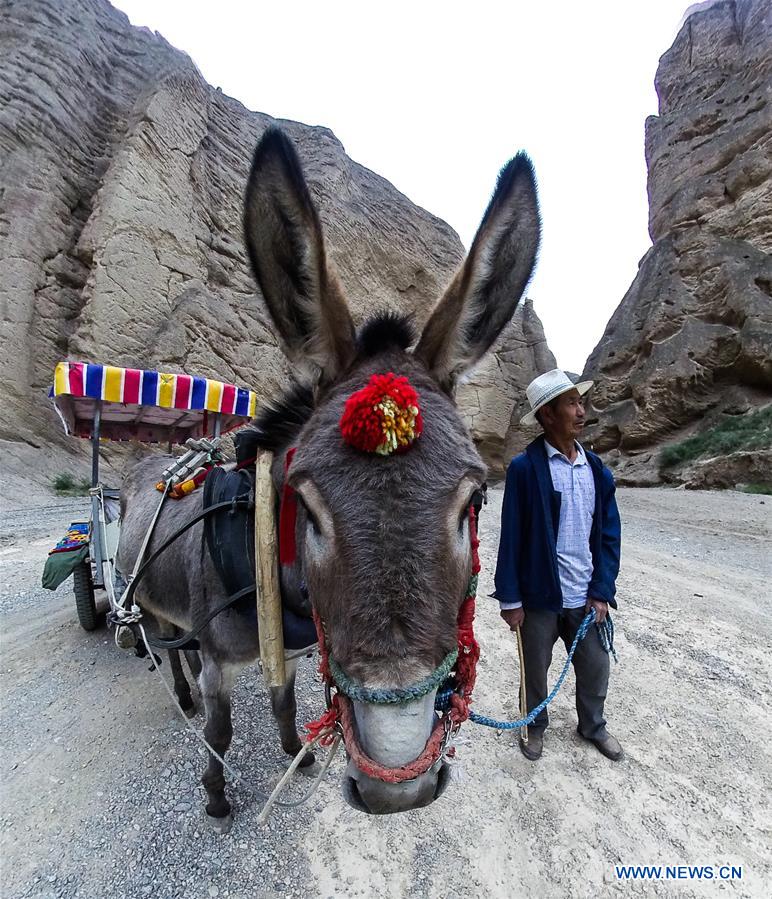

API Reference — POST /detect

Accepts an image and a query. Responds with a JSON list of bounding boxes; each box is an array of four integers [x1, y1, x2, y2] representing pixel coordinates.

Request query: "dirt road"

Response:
[[1, 487, 770, 898]]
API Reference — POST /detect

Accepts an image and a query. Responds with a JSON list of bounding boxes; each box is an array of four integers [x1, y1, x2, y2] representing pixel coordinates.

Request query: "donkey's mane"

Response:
[[356, 311, 415, 357], [236, 381, 315, 457]]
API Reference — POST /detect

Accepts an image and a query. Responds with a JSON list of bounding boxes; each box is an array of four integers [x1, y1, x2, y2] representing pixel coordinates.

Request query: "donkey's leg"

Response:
[[270, 658, 315, 768], [200, 655, 240, 827], [184, 648, 202, 681], [156, 620, 196, 717], [166, 649, 196, 717]]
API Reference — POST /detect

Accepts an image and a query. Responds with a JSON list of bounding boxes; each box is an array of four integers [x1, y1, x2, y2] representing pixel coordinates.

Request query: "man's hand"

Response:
[[587, 597, 608, 623], [500, 607, 525, 631]]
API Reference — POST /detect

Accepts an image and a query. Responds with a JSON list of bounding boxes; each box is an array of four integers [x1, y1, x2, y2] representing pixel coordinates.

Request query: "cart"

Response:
[[43, 361, 257, 630]]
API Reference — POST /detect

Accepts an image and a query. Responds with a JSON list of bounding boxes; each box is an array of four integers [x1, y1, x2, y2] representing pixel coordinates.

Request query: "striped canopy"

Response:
[[51, 361, 258, 444]]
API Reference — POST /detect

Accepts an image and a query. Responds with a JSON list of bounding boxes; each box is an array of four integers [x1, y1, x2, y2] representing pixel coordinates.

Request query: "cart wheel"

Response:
[[73, 561, 99, 631]]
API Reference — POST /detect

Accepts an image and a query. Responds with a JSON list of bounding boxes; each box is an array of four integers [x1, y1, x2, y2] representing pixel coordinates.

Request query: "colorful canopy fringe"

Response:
[[51, 361, 258, 444]]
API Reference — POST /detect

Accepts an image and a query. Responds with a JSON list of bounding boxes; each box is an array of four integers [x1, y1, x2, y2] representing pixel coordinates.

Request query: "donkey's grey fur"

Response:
[[118, 461, 312, 823], [118, 126, 540, 819]]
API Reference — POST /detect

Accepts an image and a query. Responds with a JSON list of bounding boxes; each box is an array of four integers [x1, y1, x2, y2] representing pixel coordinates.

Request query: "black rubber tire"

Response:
[[73, 560, 99, 631]]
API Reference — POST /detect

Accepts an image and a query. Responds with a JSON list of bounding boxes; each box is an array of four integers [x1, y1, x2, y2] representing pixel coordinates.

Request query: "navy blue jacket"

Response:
[[492, 436, 621, 613]]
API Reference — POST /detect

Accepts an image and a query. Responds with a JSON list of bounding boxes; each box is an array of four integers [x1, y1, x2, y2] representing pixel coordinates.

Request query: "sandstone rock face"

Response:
[[675, 447, 772, 490], [457, 299, 557, 472], [582, 0, 772, 481], [0, 0, 552, 496]]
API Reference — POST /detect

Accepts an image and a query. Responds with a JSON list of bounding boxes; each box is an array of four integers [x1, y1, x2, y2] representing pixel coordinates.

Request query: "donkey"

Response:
[[117, 127, 539, 824]]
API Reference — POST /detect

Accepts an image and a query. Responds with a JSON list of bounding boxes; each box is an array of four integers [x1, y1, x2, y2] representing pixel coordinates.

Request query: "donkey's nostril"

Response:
[[342, 759, 447, 814], [434, 762, 452, 800], [343, 775, 372, 814]]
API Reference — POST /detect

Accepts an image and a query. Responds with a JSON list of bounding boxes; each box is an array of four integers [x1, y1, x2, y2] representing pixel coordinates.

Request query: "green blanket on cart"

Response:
[[42, 522, 90, 590]]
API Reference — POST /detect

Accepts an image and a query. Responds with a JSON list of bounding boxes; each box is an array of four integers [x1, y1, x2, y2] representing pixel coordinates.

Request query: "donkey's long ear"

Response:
[[415, 153, 540, 390], [244, 127, 355, 380]]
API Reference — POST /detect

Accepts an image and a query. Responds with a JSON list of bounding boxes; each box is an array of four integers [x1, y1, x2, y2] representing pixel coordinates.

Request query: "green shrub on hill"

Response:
[[659, 405, 772, 469], [52, 472, 92, 495], [742, 483, 772, 495]]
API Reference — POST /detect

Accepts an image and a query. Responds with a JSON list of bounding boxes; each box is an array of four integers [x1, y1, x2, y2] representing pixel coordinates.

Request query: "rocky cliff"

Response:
[[0, 0, 553, 503], [582, 0, 772, 485], [458, 300, 557, 472]]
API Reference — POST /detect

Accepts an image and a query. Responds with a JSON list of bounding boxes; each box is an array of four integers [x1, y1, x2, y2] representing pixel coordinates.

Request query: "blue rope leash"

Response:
[[436, 609, 617, 731], [597, 612, 617, 663]]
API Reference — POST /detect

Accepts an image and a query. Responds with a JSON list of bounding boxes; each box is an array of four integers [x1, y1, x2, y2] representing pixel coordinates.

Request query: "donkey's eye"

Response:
[[458, 487, 484, 532], [457, 506, 469, 532], [298, 497, 320, 535], [458, 498, 474, 531], [295, 481, 333, 556], [306, 507, 321, 536]]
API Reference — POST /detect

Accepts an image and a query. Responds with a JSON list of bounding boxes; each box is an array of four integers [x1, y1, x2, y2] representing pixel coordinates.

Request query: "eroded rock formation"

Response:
[[0, 0, 552, 500], [457, 300, 557, 472], [582, 0, 772, 484]]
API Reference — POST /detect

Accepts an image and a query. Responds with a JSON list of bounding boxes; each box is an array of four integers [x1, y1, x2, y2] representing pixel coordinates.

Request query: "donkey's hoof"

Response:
[[206, 812, 233, 834], [298, 750, 316, 769], [183, 704, 196, 719], [297, 759, 320, 778]]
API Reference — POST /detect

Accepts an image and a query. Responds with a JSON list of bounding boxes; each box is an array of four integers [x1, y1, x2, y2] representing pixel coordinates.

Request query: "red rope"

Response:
[[238, 447, 297, 563], [469, 504, 481, 576], [278, 447, 298, 565], [304, 699, 340, 747], [451, 505, 481, 722], [337, 694, 447, 783], [312, 607, 333, 683], [303, 607, 339, 745]]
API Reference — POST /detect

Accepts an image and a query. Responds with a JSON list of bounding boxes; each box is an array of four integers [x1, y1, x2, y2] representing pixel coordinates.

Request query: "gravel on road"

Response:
[[1, 488, 770, 898]]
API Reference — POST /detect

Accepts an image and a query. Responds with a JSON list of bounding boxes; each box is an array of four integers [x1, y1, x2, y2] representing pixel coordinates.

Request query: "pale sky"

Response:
[[115, 0, 689, 374]]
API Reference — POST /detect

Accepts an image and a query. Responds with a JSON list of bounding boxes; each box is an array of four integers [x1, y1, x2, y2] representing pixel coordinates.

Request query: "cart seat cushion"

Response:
[[49, 521, 89, 554]]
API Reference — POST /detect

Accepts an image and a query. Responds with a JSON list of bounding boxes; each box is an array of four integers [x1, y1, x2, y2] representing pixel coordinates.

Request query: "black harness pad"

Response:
[[203, 467, 316, 650], [204, 466, 255, 598]]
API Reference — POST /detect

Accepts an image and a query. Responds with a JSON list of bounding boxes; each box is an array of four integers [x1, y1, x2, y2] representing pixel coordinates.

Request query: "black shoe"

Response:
[[577, 727, 623, 761], [518, 730, 543, 761]]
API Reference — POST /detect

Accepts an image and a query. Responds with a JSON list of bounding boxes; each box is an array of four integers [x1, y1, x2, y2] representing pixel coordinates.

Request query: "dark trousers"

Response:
[[521, 607, 610, 741]]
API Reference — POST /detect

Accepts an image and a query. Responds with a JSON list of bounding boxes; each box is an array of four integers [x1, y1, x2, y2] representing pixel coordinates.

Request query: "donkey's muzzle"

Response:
[[339, 689, 454, 813], [343, 759, 451, 814]]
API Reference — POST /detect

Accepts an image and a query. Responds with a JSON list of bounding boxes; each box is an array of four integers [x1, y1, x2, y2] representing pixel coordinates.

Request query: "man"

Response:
[[493, 369, 622, 762]]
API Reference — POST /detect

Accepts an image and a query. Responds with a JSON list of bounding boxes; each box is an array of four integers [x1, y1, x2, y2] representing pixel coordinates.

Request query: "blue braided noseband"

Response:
[[328, 649, 459, 705]]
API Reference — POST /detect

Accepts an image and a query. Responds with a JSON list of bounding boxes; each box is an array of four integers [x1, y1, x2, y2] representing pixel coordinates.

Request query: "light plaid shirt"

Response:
[[500, 440, 596, 611]]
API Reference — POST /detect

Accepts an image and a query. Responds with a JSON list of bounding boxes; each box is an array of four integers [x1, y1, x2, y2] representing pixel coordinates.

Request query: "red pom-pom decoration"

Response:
[[339, 373, 423, 455]]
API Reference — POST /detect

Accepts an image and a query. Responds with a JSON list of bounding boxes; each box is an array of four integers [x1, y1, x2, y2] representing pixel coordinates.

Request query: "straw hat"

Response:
[[520, 368, 594, 426]]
